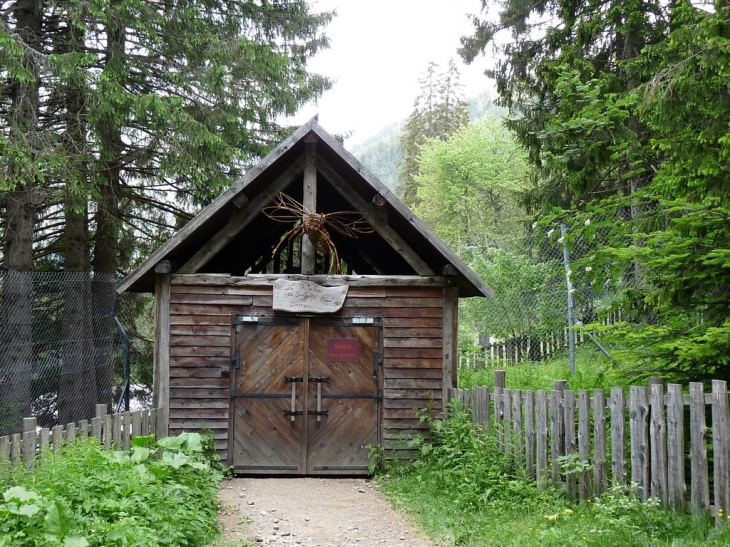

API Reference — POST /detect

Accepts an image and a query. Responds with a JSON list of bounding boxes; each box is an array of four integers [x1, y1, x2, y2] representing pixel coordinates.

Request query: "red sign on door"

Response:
[[327, 338, 359, 362]]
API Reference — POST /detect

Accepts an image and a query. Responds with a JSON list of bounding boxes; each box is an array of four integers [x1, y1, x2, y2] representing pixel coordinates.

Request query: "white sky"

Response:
[[286, 0, 495, 147]]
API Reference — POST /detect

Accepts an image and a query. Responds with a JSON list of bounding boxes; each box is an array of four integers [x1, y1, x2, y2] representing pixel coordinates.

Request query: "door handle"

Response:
[[284, 377, 303, 420], [308, 376, 329, 422]]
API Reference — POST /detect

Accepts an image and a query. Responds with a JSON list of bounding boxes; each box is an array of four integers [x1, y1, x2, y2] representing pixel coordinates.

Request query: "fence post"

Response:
[[689, 382, 709, 514], [629, 386, 650, 500], [525, 390, 536, 479], [649, 382, 668, 505], [22, 417, 36, 469], [536, 390, 549, 491], [494, 370, 506, 390], [560, 222, 576, 376], [564, 390, 577, 498], [577, 390, 591, 500], [712, 380, 729, 525], [593, 389, 607, 496], [666, 384, 685, 511], [610, 387, 626, 487]]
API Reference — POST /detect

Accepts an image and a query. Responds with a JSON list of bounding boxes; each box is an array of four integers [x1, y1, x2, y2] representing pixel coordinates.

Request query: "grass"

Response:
[[377, 404, 730, 547], [459, 345, 633, 391]]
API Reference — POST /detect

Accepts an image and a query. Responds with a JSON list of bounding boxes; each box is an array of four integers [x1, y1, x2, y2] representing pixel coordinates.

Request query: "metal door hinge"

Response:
[[231, 348, 241, 369], [284, 410, 303, 417], [373, 353, 383, 379], [285, 376, 303, 383], [308, 410, 329, 416], [308, 376, 329, 383]]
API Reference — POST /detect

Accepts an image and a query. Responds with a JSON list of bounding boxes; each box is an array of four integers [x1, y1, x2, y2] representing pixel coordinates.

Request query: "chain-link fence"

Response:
[[0, 272, 154, 436], [460, 212, 634, 369]]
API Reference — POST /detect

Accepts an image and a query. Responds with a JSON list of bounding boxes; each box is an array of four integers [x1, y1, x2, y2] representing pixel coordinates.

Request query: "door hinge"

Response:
[[285, 376, 304, 383], [373, 353, 383, 379], [231, 348, 241, 369], [308, 376, 329, 383]]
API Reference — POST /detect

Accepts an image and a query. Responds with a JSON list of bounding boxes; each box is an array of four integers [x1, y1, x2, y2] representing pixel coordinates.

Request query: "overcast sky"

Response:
[[285, 0, 495, 147]]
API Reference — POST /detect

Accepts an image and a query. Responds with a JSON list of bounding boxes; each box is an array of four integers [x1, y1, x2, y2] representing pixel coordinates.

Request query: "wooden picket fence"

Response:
[[0, 405, 166, 470], [449, 374, 730, 525]]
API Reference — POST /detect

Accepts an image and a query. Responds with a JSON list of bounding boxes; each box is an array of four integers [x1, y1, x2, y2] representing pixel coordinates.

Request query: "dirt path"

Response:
[[217, 477, 439, 547]]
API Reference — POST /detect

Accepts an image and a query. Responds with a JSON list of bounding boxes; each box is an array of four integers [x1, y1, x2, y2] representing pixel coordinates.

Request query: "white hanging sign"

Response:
[[272, 279, 348, 313]]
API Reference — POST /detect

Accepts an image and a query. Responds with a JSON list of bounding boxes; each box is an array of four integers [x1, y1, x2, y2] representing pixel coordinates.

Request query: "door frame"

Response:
[[228, 313, 383, 473]]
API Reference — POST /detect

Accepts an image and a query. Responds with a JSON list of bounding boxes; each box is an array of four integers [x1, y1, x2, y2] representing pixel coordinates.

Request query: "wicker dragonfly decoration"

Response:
[[262, 192, 375, 274]]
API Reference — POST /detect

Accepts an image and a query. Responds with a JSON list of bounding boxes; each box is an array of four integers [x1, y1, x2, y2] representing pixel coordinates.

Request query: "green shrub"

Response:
[[0, 433, 222, 546]]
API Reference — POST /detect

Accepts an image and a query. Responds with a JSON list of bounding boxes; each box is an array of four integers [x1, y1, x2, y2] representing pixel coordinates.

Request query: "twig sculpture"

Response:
[[263, 192, 374, 274]]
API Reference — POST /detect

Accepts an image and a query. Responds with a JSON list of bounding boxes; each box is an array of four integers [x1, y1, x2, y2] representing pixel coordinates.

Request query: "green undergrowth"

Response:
[[0, 432, 223, 547], [378, 404, 730, 546], [459, 346, 629, 392]]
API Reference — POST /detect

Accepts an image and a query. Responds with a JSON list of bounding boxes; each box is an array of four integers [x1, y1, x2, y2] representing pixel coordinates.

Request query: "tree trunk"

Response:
[[0, 0, 41, 435]]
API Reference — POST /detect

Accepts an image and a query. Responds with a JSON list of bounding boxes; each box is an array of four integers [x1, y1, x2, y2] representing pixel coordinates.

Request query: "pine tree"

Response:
[[398, 60, 469, 207]]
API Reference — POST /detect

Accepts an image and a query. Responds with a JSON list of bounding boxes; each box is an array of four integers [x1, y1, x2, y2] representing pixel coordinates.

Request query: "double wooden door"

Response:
[[230, 317, 381, 474]]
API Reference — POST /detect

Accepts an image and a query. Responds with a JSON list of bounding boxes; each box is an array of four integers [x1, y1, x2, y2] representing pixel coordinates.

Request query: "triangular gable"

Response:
[[117, 118, 493, 298]]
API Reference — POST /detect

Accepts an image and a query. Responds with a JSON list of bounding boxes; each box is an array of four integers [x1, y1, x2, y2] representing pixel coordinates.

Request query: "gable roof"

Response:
[[117, 118, 494, 298]]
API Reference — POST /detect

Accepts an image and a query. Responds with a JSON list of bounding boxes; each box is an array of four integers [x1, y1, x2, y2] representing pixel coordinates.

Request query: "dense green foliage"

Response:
[[458, 0, 730, 381], [379, 404, 730, 546], [0, 433, 222, 546]]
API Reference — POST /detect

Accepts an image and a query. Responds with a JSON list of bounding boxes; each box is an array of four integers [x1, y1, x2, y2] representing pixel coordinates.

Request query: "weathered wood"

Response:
[[301, 136, 317, 274], [172, 273, 454, 288], [52, 425, 63, 451], [231, 192, 249, 210], [504, 389, 512, 462], [689, 382, 709, 514], [494, 386, 503, 449], [577, 390, 590, 500], [666, 384, 685, 511], [512, 389, 523, 466], [65, 422, 76, 444], [593, 389, 607, 496], [371, 193, 386, 208], [154, 273, 171, 438], [316, 158, 435, 276], [524, 390, 535, 479], [441, 287, 457, 411], [154, 260, 176, 274], [712, 380, 729, 525], [79, 420, 89, 438], [91, 417, 102, 440], [22, 417, 36, 468], [649, 382, 668, 505], [112, 413, 122, 449], [551, 389, 563, 488], [629, 386, 650, 500], [536, 390, 548, 491], [39, 429, 49, 453], [564, 390, 577, 498], [178, 156, 306, 275], [494, 370, 506, 390], [610, 387, 626, 487], [11, 433, 20, 463]]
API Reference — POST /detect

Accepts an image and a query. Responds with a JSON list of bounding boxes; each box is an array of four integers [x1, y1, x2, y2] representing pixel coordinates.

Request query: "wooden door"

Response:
[[231, 317, 381, 475], [231, 319, 306, 473], [306, 320, 381, 474]]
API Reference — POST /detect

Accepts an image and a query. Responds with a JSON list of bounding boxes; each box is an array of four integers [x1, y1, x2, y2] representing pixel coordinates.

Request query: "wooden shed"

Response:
[[117, 118, 493, 475]]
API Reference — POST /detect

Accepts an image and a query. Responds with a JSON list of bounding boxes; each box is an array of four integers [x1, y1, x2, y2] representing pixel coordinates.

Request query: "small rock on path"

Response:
[[218, 477, 438, 547]]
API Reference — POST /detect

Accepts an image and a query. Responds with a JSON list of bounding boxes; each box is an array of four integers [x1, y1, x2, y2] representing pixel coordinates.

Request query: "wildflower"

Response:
[[585, 266, 593, 272], [547, 228, 555, 238], [557, 236, 564, 244], [584, 219, 591, 226], [532, 222, 538, 229]]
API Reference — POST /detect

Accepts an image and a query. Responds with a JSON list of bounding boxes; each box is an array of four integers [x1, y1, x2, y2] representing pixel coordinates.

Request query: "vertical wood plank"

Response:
[[650, 382, 668, 505], [141, 409, 150, 436], [441, 287, 458, 413], [91, 417, 102, 441], [150, 408, 157, 440], [551, 389, 562, 488], [103, 414, 112, 449], [155, 408, 166, 440], [122, 412, 131, 451], [11, 433, 21, 464], [132, 410, 142, 440], [512, 389, 523, 467], [610, 387, 626, 487], [494, 370, 506, 390], [154, 273, 171, 439], [712, 380, 729, 525], [578, 390, 591, 500], [629, 386, 650, 500], [0, 436, 9, 472], [39, 429, 50, 454], [112, 412, 122, 449], [79, 420, 89, 439], [503, 389, 512, 462], [95, 404, 107, 419], [689, 382, 709, 514], [494, 386, 504, 451], [564, 390, 577, 499], [65, 422, 76, 444], [52, 425, 63, 451], [593, 389, 607, 496], [22, 417, 36, 469], [525, 390, 536, 479], [666, 384, 685, 511], [536, 390, 548, 491]]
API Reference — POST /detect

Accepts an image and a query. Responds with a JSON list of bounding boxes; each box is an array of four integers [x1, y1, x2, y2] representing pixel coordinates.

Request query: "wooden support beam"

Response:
[[177, 155, 305, 274], [171, 272, 454, 287], [154, 260, 176, 274], [439, 264, 459, 276], [442, 286, 458, 412], [301, 136, 318, 274], [316, 158, 434, 276], [231, 192, 249, 210], [153, 273, 171, 438]]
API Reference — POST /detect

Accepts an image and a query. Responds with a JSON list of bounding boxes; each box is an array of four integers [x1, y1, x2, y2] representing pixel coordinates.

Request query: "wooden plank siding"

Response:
[[165, 274, 450, 459]]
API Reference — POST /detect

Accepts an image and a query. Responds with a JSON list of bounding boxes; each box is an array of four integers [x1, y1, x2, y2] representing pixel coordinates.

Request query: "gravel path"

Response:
[[217, 477, 439, 547]]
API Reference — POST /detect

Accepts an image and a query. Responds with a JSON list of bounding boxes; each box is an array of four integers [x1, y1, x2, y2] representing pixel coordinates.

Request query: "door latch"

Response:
[[373, 353, 383, 379], [231, 348, 241, 369]]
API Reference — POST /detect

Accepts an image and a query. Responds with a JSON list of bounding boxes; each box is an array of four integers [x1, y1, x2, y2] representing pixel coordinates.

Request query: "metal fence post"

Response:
[[561, 223, 576, 375]]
